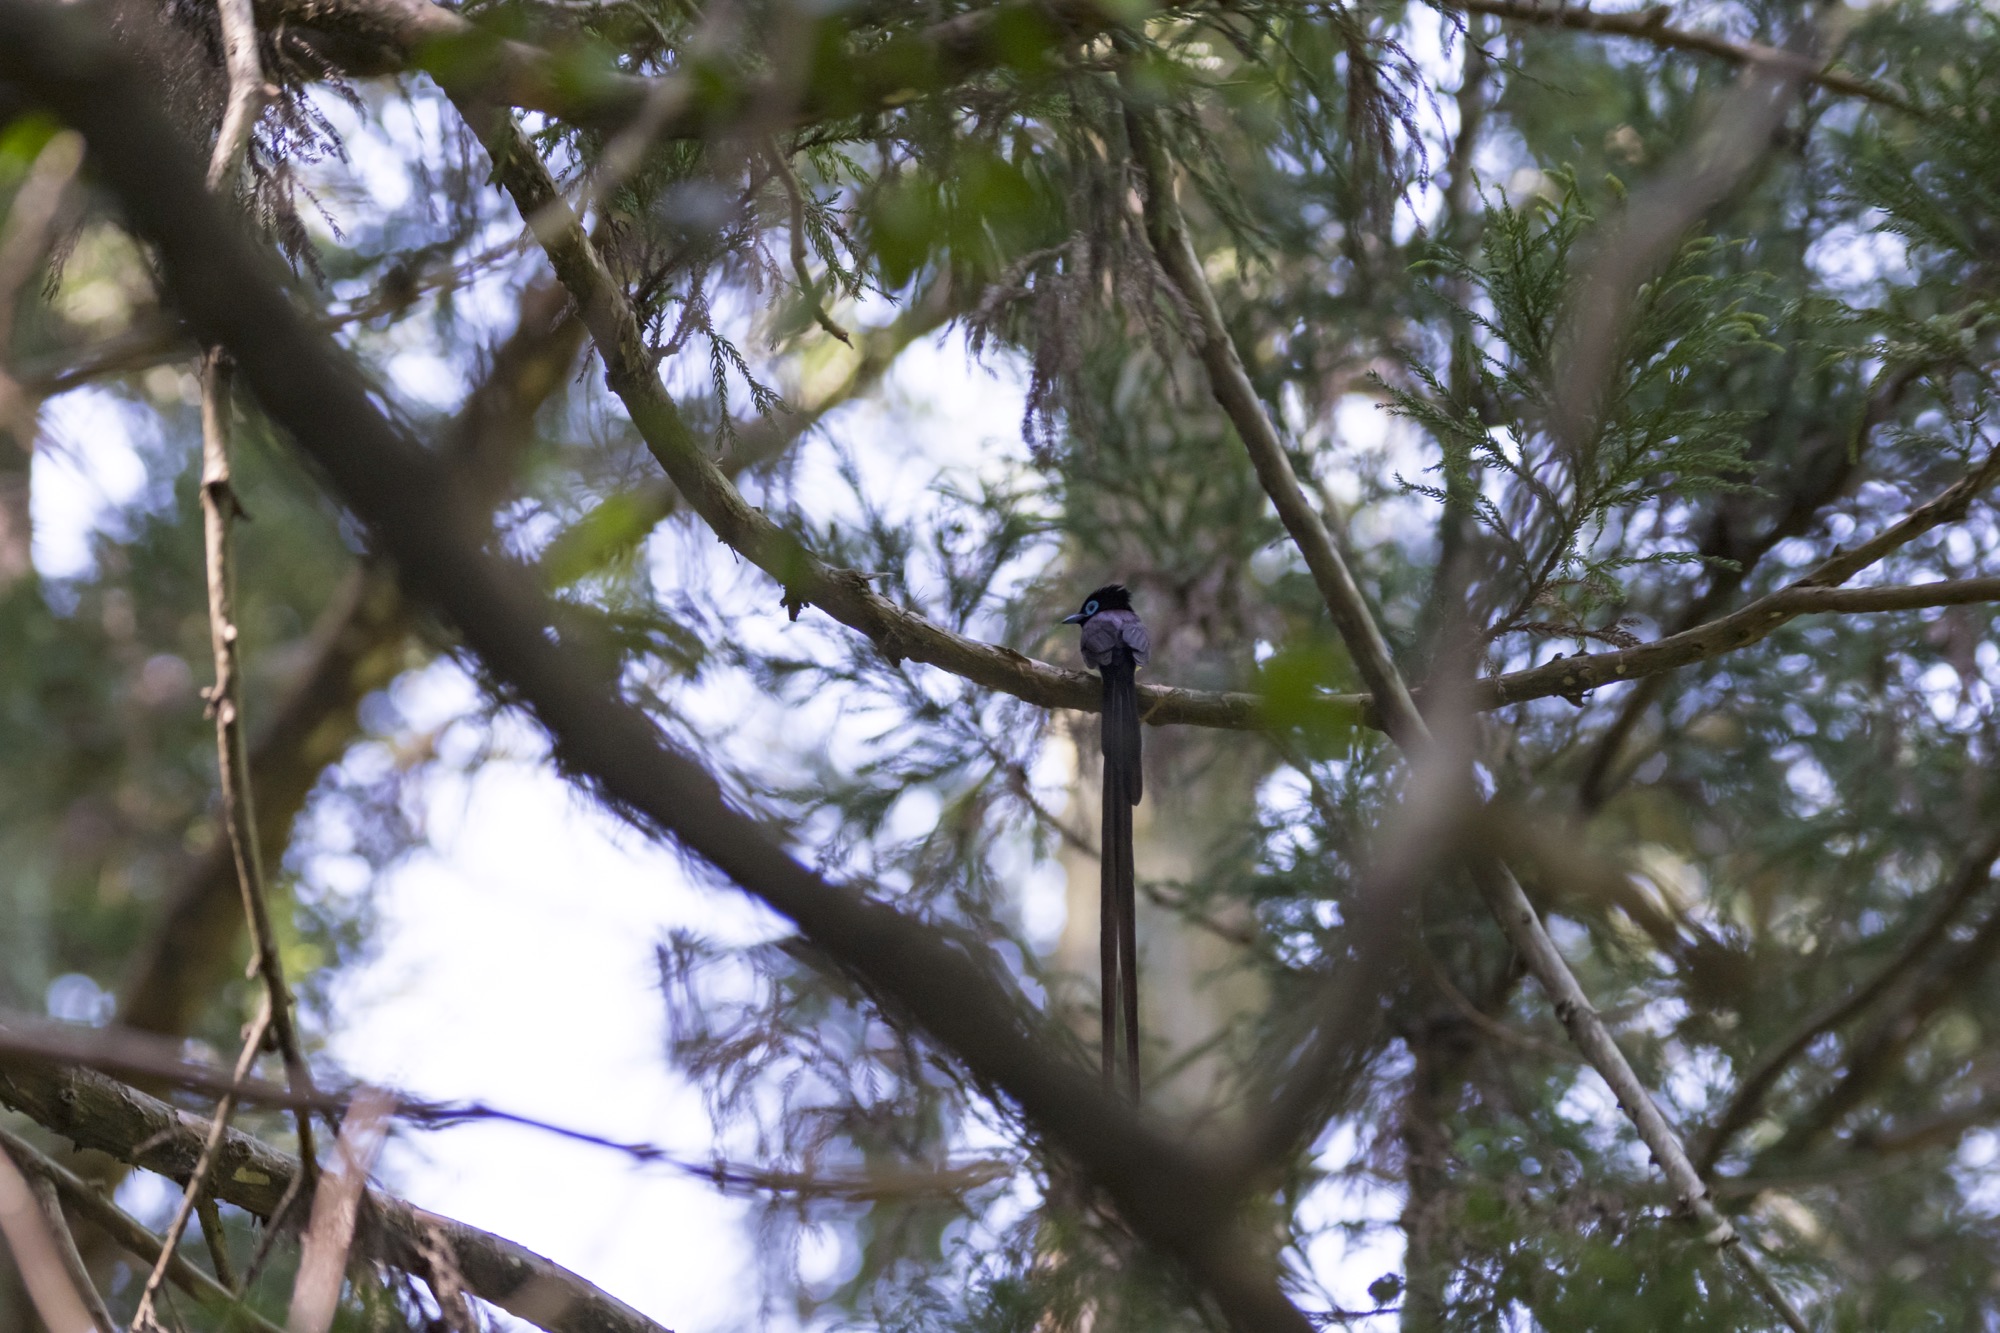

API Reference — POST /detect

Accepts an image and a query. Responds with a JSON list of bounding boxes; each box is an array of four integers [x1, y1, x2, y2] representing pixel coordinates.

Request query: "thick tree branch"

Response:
[[0, 18, 1312, 1330]]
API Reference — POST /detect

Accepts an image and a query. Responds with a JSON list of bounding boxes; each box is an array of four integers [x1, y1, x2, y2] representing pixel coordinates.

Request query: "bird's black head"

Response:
[[1062, 583, 1133, 623]]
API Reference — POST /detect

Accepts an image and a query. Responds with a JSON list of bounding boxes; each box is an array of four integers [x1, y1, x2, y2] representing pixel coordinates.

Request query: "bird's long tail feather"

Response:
[[1102, 661, 1142, 1099]]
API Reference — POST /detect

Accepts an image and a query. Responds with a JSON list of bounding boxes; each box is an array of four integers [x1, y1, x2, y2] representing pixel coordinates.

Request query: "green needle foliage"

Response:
[[10, 0, 2000, 1329]]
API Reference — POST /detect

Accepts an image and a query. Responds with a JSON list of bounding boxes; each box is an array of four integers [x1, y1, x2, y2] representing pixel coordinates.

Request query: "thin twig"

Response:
[[128, 999, 272, 1332], [195, 1193, 238, 1290], [0, 1122, 285, 1333], [200, 348, 320, 1183], [1697, 824, 2000, 1175], [1122, 79, 1812, 1333], [1447, 0, 1913, 114], [0, 1139, 102, 1333], [767, 138, 852, 346]]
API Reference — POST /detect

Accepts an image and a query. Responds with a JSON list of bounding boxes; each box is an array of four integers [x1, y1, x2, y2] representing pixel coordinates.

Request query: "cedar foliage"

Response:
[[4, 0, 2000, 1328]]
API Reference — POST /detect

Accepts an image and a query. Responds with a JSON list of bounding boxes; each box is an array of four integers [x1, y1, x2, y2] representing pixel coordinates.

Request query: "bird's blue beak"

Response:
[[1061, 612, 1089, 624]]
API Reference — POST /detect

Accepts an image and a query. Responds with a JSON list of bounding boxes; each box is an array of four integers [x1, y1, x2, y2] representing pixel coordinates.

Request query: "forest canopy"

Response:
[[0, 0, 1998, 1328]]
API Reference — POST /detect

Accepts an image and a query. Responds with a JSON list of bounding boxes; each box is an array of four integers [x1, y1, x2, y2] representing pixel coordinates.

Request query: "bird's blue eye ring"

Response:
[[1083, 600, 1099, 616]]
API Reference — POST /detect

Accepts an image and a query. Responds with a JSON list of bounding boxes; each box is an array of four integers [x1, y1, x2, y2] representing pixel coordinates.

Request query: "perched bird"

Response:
[[1064, 583, 1150, 1098]]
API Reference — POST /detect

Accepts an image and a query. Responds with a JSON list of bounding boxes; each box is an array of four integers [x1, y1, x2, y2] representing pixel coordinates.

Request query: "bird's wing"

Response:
[[1080, 615, 1124, 668], [1119, 614, 1151, 666]]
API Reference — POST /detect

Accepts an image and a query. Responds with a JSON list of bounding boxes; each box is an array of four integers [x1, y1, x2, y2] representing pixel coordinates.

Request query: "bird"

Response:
[[1064, 583, 1150, 1098]]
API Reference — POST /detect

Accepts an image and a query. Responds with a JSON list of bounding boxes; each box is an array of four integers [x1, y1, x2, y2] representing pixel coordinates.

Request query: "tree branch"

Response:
[[207, 0, 267, 191], [0, 1058, 667, 1333], [1445, 0, 1912, 113], [1122, 71, 1810, 1333], [1697, 824, 2000, 1176], [198, 342, 322, 1201], [0, 1122, 284, 1333], [0, 18, 1314, 1329]]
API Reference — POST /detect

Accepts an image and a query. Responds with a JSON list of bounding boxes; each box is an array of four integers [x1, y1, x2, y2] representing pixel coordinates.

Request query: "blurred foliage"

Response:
[[6, 0, 2000, 1329]]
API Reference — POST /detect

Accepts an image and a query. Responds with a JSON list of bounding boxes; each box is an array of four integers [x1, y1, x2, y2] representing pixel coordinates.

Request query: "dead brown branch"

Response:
[[0, 1138, 102, 1333], [200, 334, 321, 1190], [288, 1087, 394, 1333]]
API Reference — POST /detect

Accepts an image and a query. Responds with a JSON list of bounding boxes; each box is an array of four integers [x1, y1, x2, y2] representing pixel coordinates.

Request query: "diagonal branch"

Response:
[[0, 1138, 101, 1333], [0, 1123, 284, 1333], [1121, 74, 1811, 1332], [127, 1000, 272, 1331], [0, 1058, 666, 1333], [1446, 0, 1913, 113], [0, 19, 1315, 1329], [1696, 824, 2000, 1176]]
